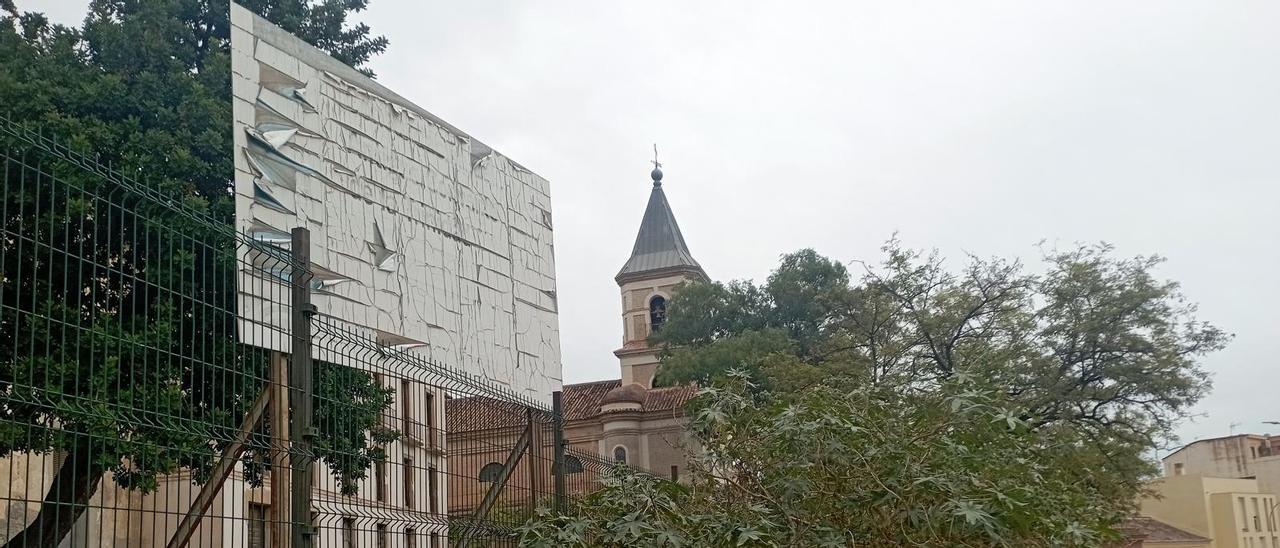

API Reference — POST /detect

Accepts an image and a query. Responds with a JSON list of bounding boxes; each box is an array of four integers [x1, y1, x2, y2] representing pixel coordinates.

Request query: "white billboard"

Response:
[[230, 3, 562, 401]]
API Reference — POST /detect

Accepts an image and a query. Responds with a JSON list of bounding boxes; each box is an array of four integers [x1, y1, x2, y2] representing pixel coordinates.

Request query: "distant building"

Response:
[[1139, 474, 1279, 548], [1164, 434, 1280, 496], [449, 165, 705, 511]]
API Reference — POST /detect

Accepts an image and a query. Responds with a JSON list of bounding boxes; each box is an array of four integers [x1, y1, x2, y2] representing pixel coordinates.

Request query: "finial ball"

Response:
[[651, 166, 664, 183]]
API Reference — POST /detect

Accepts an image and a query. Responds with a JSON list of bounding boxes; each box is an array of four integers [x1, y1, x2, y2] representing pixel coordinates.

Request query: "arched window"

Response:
[[478, 462, 503, 483], [551, 455, 584, 476], [649, 296, 667, 333], [613, 446, 628, 465]]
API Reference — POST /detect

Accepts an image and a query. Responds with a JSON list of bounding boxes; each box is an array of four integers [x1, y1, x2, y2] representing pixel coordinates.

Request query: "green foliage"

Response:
[[657, 242, 1226, 448], [521, 373, 1126, 547], [598, 240, 1230, 546], [311, 361, 400, 495], [657, 329, 793, 387], [0, 1, 390, 544]]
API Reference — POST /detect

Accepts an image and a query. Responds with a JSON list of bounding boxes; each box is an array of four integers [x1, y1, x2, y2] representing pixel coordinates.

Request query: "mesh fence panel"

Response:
[[0, 118, 654, 548]]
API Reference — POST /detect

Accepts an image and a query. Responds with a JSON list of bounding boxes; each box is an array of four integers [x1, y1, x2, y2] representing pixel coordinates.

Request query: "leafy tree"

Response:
[[0, 1, 391, 546], [628, 241, 1227, 546], [657, 241, 1225, 454], [520, 372, 1127, 547]]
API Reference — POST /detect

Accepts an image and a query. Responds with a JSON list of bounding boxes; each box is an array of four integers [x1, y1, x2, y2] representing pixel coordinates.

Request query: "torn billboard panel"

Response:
[[230, 3, 562, 401]]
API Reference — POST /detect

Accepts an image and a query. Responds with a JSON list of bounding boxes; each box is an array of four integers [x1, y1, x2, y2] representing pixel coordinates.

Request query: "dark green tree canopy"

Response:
[[1, 0, 386, 205], [1, 2, 391, 546], [623, 241, 1229, 547], [656, 241, 1226, 449]]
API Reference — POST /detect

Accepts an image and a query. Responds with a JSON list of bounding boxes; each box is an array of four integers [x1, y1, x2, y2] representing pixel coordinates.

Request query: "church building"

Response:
[[447, 164, 706, 512], [564, 162, 706, 474]]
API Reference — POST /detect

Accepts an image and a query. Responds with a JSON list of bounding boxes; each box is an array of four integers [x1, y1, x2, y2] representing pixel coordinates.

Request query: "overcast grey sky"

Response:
[[37, 1, 1280, 450]]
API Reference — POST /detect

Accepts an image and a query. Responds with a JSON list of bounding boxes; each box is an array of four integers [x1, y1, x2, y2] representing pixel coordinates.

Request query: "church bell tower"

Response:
[[613, 164, 707, 389]]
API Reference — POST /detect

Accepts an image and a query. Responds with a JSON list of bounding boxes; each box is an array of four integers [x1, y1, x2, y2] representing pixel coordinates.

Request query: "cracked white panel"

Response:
[[231, 3, 560, 401]]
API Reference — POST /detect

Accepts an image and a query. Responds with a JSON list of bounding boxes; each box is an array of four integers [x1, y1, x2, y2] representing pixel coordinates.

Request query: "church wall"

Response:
[[641, 422, 697, 483]]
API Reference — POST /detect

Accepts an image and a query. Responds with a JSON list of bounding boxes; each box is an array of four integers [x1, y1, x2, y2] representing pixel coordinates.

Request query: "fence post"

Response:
[[290, 227, 316, 548], [552, 390, 567, 513], [270, 351, 292, 548], [525, 407, 541, 513]]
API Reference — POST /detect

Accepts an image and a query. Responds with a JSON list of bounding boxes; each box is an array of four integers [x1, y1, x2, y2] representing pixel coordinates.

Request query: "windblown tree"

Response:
[[0, 2, 392, 546], [520, 372, 1133, 547], [526, 241, 1228, 546], [657, 242, 1225, 456]]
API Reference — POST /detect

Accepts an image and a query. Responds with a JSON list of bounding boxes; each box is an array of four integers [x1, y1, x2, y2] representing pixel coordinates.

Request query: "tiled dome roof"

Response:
[[600, 382, 648, 406]]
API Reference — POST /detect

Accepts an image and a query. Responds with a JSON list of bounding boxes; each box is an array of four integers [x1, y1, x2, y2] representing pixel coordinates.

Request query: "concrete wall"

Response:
[[1142, 474, 1217, 538], [1141, 474, 1280, 548], [1165, 435, 1280, 496], [1146, 541, 1212, 548], [230, 2, 562, 403]]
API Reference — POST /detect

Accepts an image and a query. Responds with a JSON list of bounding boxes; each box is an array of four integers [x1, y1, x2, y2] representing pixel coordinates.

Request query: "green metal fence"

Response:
[[0, 118, 641, 548]]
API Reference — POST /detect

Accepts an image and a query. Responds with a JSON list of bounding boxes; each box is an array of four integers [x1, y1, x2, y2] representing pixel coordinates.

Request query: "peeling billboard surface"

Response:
[[230, 3, 561, 401]]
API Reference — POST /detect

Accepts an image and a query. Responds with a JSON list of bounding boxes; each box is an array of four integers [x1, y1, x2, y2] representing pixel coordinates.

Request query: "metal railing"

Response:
[[0, 117, 655, 548]]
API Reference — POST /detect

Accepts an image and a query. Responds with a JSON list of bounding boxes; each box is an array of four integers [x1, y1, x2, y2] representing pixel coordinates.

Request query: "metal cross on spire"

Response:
[[649, 143, 664, 186]]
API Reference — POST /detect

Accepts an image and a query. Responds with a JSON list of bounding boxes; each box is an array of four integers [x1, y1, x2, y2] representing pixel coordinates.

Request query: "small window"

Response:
[[375, 458, 387, 502], [404, 457, 415, 509], [1173, 462, 1184, 476], [401, 379, 414, 426], [376, 524, 388, 548], [551, 455, 585, 475], [342, 517, 356, 548], [405, 528, 417, 548], [479, 462, 503, 483], [613, 446, 627, 465], [671, 465, 679, 482], [649, 296, 667, 333], [425, 390, 435, 431], [428, 466, 439, 513], [248, 503, 269, 548]]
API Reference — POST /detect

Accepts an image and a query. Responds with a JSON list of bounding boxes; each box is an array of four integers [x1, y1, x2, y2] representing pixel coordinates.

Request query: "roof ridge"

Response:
[[564, 378, 623, 388]]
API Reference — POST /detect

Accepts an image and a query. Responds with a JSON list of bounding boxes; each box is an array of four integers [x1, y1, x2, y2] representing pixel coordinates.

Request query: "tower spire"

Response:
[[616, 156, 705, 285]]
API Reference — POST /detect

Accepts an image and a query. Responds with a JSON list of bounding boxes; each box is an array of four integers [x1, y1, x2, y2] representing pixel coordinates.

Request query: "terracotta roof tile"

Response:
[[642, 384, 699, 413], [1120, 517, 1208, 543], [446, 379, 699, 432], [445, 396, 527, 432], [562, 380, 621, 420]]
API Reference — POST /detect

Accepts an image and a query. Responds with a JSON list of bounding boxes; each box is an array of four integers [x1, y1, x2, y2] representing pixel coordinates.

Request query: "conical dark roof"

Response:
[[616, 173, 706, 284]]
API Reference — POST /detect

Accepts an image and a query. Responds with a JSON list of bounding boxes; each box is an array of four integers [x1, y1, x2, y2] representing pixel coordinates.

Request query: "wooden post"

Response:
[[526, 408, 545, 512], [457, 428, 530, 548], [165, 388, 270, 548], [270, 351, 291, 548]]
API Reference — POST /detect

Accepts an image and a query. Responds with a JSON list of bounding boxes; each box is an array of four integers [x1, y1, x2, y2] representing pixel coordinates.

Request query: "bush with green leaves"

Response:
[[520, 372, 1128, 547], [522, 241, 1226, 547]]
